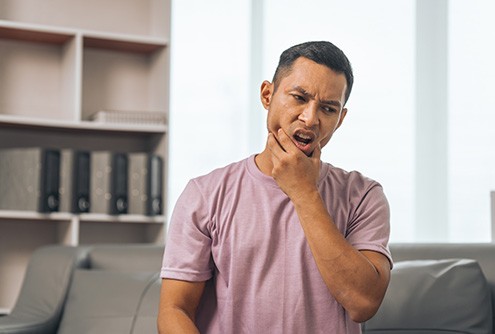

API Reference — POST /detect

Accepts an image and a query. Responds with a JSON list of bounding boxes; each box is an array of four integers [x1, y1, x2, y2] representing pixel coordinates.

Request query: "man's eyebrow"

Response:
[[291, 86, 342, 108], [291, 86, 313, 98]]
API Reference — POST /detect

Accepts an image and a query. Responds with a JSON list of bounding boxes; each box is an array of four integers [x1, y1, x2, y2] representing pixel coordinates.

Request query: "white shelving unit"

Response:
[[0, 0, 170, 312]]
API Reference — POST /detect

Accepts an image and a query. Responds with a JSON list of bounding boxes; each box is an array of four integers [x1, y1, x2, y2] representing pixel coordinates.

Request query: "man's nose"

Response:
[[298, 103, 319, 127]]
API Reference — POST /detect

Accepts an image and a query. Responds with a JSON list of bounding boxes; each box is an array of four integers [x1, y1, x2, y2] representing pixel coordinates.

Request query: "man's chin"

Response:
[[292, 140, 313, 156], [299, 147, 314, 157]]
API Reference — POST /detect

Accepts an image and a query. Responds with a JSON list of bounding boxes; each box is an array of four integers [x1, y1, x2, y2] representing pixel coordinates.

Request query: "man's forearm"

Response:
[[291, 189, 389, 322], [158, 307, 200, 334], [158, 279, 205, 333]]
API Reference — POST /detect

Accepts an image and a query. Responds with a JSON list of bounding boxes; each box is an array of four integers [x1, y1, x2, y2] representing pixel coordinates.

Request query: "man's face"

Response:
[[261, 57, 348, 156]]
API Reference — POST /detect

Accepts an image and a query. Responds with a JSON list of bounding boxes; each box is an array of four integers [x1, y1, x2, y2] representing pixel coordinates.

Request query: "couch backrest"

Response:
[[390, 243, 495, 332], [85, 244, 165, 272]]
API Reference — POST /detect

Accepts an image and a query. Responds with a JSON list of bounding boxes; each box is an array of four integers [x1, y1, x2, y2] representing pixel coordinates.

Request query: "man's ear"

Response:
[[336, 108, 348, 130], [260, 80, 273, 110]]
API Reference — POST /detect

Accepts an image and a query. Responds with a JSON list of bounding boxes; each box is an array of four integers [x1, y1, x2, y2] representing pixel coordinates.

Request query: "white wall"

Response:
[[168, 0, 252, 215]]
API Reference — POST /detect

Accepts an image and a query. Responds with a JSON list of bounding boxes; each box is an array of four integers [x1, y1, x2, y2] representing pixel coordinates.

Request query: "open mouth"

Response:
[[294, 133, 313, 145], [292, 130, 316, 155]]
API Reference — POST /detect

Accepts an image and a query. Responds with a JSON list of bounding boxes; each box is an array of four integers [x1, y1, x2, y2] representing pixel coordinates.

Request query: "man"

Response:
[[158, 41, 392, 333]]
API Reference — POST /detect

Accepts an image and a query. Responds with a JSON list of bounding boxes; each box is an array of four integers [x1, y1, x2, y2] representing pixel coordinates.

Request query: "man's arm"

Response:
[[267, 129, 391, 323], [157, 278, 205, 334], [290, 189, 390, 323]]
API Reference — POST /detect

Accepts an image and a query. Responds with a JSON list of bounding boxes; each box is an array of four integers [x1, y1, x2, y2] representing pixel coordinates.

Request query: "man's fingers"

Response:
[[312, 143, 322, 161], [276, 128, 299, 154], [267, 132, 284, 159]]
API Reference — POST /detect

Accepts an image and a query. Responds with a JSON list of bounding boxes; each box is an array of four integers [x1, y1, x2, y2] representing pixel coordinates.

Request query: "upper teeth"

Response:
[[297, 134, 311, 140]]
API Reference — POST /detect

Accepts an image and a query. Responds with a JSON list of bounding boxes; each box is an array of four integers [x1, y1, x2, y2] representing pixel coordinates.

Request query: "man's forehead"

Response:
[[282, 71, 346, 99], [276, 58, 347, 101]]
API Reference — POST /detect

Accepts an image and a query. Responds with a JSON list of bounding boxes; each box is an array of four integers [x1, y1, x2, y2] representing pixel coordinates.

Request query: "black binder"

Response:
[[129, 153, 163, 216], [39, 149, 61, 213], [147, 155, 163, 216], [110, 153, 128, 215], [72, 151, 91, 213]]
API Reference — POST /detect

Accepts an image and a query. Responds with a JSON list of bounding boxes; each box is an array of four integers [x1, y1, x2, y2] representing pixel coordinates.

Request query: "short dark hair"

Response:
[[272, 41, 354, 104]]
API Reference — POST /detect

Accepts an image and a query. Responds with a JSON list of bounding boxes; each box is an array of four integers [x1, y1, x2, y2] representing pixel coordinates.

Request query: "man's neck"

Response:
[[254, 149, 273, 177]]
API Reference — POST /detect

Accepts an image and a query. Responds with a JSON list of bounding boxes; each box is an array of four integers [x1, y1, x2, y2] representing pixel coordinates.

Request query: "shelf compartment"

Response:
[[0, 115, 167, 152], [78, 220, 165, 245], [81, 45, 168, 122], [0, 23, 79, 121], [0, 0, 170, 39], [0, 127, 163, 153]]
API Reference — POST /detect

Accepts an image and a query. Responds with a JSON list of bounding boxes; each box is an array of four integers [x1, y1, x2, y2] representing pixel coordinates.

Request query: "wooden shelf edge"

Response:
[[0, 211, 166, 224], [79, 213, 166, 224], [83, 31, 168, 53], [0, 20, 168, 52], [0, 19, 75, 44], [0, 115, 167, 135], [0, 210, 73, 222]]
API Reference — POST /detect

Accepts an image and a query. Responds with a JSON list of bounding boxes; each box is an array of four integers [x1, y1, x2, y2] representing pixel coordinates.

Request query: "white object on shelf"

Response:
[[90, 110, 167, 126]]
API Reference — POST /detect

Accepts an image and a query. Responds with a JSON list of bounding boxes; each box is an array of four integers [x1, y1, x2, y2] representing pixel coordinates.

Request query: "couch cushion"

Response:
[[57, 269, 158, 334], [363, 258, 493, 334], [87, 244, 164, 272]]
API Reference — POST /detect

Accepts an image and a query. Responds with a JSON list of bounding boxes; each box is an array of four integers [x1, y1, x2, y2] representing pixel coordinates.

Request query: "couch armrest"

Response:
[[363, 258, 493, 333], [0, 245, 90, 334]]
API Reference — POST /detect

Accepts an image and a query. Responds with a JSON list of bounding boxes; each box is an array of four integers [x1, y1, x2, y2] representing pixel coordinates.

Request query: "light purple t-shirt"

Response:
[[161, 155, 391, 334]]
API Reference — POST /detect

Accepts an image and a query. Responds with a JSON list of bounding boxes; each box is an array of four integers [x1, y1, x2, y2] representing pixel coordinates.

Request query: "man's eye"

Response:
[[293, 94, 305, 102], [322, 106, 336, 113]]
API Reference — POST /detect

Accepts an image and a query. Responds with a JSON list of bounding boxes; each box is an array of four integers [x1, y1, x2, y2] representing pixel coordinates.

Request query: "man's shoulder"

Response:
[[322, 162, 383, 190], [190, 156, 252, 188]]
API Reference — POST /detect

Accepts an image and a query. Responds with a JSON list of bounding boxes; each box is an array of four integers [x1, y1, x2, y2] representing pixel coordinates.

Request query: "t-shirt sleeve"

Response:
[[346, 183, 393, 268], [161, 179, 214, 281]]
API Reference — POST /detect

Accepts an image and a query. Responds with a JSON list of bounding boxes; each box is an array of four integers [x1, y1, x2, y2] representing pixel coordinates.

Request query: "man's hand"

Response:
[[267, 128, 321, 201]]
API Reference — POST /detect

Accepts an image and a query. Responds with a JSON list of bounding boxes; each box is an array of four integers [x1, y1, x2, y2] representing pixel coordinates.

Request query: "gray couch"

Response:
[[0, 244, 163, 334], [364, 243, 494, 333], [0, 243, 493, 334]]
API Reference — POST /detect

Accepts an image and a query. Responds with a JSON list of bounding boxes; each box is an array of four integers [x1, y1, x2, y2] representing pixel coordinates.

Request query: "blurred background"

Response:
[[168, 0, 495, 243]]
